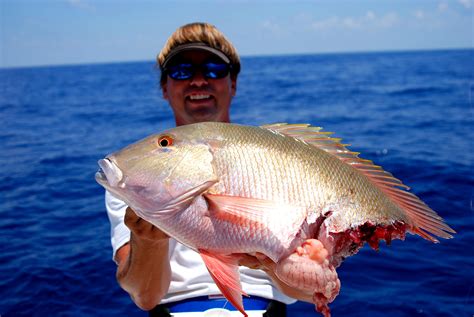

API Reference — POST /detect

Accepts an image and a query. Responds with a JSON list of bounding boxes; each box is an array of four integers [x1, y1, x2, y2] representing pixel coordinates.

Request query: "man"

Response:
[[106, 22, 306, 317]]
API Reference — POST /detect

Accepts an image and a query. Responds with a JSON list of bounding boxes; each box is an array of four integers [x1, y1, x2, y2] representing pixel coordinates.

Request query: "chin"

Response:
[[188, 112, 220, 123]]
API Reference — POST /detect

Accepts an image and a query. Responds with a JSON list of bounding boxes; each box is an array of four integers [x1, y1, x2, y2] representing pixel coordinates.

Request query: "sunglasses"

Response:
[[165, 62, 232, 80]]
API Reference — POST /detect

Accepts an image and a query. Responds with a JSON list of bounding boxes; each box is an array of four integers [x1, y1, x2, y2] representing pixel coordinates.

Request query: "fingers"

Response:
[[255, 253, 276, 270], [124, 207, 169, 241], [124, 207, 141, 226], [237, 253, 263, 269], [235, 253, 277, 271], [124, 207, 149, 234]]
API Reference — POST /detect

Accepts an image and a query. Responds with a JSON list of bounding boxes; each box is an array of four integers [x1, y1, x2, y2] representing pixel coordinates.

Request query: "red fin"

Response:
[[199, 250, 248, 316], [204, 194, 308, 257], [204, 193, 307, 226], [206, 194, 279, 221], [261, 123, 455, 242], [371, 183, 455, 242]]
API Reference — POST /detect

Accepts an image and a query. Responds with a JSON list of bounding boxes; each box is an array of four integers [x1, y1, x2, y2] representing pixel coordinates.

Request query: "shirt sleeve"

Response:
[[105, 191, 130, 263]]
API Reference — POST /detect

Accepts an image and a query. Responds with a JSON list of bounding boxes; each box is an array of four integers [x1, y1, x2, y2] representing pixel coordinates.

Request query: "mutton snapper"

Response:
[[96, 122, 454, 317]]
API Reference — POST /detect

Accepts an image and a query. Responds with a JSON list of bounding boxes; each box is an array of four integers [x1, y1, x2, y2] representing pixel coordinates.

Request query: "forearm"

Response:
[[116, 234, 171, 310], [264, 268, 313, 303], [238, 253, 313, 303]]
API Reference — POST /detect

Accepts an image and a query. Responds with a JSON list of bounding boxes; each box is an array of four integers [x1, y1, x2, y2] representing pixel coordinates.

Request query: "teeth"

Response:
[[190, 94, 210, 100]]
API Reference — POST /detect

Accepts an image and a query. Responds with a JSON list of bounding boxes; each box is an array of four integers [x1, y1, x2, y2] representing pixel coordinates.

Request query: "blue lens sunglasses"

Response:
[[165, 62, 232, 80]]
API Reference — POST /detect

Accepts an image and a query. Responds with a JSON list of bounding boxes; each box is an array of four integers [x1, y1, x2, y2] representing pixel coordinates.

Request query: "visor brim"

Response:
[[161, 43, 231, 70]]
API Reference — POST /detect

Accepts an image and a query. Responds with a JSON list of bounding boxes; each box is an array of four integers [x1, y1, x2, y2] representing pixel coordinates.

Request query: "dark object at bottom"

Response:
[[263, 300, 286, 317], [148, 296, 287, 317]]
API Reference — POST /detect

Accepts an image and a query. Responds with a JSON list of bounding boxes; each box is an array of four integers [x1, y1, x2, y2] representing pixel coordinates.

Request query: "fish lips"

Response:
[[96, 158, 123, 188]]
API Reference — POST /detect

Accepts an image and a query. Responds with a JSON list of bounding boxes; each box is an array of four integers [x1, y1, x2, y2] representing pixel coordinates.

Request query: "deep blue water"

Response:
[[1, 49, 473, 316]]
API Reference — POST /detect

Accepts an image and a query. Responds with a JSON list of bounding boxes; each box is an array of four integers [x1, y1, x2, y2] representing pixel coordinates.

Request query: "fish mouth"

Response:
[[95, 168, 106, 184], [95, 158, 123, 188]]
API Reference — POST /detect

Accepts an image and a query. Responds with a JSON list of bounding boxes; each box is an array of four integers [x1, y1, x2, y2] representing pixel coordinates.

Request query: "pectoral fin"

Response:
[[204, 194, 307, 227], [199, 249, 248, 316]]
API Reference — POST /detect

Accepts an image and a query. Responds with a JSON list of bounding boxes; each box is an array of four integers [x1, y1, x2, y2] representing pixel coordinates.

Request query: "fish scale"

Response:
[[217, 129, 311, 206], [204, 124, 411, 250], [213, 125, 364, 227]]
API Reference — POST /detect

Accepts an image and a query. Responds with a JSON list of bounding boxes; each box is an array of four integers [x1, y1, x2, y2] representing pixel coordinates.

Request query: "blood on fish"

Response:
[[331, 221, 407, 255]]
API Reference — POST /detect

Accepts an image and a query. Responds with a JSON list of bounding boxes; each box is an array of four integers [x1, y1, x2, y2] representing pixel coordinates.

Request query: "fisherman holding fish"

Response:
[[106, 22, 299, 317], [100, 22, 454, 317]]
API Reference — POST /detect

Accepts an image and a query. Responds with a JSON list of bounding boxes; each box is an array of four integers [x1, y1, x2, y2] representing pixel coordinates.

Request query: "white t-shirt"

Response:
[[105, 191, 296, 305]]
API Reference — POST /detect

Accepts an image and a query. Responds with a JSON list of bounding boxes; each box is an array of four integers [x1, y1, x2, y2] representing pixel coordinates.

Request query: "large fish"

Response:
[[96, 122, 454, 317]]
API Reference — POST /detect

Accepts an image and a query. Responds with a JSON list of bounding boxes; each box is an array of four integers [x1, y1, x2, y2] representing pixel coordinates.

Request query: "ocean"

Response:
[[0, 49, 473, 316]]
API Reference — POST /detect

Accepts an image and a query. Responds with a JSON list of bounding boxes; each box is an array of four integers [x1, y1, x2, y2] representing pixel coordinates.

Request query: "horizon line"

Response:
[[1, 46, 472, 70]]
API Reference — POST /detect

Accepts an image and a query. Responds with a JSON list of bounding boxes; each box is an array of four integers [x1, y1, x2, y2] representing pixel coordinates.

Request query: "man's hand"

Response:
[[115, 207, 172, 311], [124, 207, 169, 242], [238, 253, 313, 303], [237, 253, 275, 270]]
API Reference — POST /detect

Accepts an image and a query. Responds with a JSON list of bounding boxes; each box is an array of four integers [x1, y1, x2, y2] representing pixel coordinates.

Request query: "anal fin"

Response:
[[199, 249, 248, 316]]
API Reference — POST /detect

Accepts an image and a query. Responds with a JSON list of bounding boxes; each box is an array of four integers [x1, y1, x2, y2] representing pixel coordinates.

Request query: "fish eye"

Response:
[[157, 135, 174, 147]]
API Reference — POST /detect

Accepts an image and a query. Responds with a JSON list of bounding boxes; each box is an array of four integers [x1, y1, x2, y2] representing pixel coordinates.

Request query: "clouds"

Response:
[[258, 0, 472, 36], [66, 0, 95, 11], [413, 10, 425, 19], [438, 2, 449, 12], [438, 0, 473, 11], [2, 0, 472, 68], [261, 20, 281, 33], [247, 1, 472, 57], [259, 10, 402, 36], [457, 0, 472, 9], [310, 11, 399, 31]]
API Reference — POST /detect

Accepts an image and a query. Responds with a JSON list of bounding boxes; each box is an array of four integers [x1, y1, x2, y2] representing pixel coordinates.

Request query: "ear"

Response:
[[230, 78, 237, 97], [162, 83, 169, 100]]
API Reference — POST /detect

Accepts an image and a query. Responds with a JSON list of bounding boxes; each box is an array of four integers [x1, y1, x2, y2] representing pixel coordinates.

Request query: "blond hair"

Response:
[[158, 22, 241, 82]]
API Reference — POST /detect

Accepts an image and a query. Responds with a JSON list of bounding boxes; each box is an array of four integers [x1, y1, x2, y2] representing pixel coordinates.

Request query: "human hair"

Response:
[[157, 22, 241, 84]]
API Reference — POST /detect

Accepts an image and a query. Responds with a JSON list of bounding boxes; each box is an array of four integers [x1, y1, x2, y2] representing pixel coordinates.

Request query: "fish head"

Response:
[[96, 125, 218, 217]]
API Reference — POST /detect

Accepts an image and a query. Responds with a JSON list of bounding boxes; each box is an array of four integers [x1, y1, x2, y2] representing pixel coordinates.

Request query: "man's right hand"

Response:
[[115, 207, 172, 311], [124, 207, 169, 242]]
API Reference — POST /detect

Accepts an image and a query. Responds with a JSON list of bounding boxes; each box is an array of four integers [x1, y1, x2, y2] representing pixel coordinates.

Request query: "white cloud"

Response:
[[458, 0, 472, 9], [414, 10, 425, 19], [343, 17, 361, 29], [261, 20, 280, 32], [311, 17, 338, 30], [310, 11, 399, 31], [438, 2, 449, 12], [379, 12, 399, 27], [67, 0, 95, 11], [366, 11, 376, 20]]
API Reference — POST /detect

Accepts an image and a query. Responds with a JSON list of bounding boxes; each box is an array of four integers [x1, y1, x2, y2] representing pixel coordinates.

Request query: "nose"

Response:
[[190, 69, 208, 87], [98, 158, 123, 187]]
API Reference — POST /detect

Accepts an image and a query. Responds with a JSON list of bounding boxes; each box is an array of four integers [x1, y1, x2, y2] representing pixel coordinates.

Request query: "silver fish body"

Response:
[[96, 122, 454, 317]]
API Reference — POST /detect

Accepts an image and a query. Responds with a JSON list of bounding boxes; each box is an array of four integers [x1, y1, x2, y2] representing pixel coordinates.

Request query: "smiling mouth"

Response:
[[188, 94, 212, 101]]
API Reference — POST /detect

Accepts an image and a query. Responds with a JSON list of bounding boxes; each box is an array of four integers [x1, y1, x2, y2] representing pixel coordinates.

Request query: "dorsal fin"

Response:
[[260, 123, 455, 242]]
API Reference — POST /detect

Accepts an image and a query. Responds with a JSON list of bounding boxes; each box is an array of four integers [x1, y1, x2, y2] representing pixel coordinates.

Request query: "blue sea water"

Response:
[[0, 49, 473, 317]]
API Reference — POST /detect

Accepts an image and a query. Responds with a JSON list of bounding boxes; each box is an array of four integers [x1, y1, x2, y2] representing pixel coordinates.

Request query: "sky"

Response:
[[0, 0, 473, 68]]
